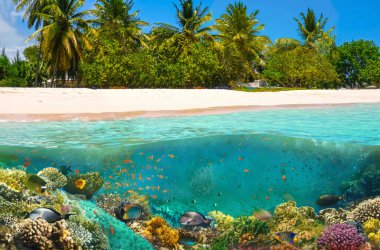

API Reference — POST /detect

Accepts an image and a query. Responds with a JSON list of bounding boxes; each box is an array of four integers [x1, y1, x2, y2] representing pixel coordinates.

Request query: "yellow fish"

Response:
[[75, 179, 86, 189]]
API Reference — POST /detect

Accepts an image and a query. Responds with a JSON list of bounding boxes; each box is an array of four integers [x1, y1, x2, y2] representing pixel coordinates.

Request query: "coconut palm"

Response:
[[151, 0, 214, 56], [215, 1, 271, 66], [28, 0, 92, 86], [93, 0, 148, 48]]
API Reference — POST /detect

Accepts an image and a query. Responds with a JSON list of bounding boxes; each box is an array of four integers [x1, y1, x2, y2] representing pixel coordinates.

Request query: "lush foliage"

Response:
[[2, 0, 379, 89]]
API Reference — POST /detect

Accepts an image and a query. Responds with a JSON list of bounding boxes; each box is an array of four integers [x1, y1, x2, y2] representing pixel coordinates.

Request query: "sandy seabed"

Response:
[[0, 88, 379, 121]]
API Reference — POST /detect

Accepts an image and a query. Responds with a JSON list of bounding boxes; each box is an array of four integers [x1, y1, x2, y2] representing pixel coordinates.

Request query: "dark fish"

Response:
[[316, 194, 344, 206], [59, 165, 72, 176], [115, 202, 142, 222], [179, 237, 197, 247], [275, 232, 296, 245], [25, 174, 47, 194], [179, 212, 212, 228], [28, 208, 74, 223]]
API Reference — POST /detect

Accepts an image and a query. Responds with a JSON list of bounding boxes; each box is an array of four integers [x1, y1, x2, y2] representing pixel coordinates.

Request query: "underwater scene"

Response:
[[1, 104, 380, 249]]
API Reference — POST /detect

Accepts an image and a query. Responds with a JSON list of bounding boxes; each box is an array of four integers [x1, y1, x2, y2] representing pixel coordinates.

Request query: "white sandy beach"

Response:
[[0, 88, 379, 120]]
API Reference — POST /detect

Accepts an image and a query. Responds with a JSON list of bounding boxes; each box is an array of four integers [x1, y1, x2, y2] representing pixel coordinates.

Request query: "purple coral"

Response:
[[317, 223, 365, 250]]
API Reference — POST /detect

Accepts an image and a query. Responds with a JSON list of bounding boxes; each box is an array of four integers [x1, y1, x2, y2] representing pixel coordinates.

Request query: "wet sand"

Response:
[[0, 88, 379, 121]]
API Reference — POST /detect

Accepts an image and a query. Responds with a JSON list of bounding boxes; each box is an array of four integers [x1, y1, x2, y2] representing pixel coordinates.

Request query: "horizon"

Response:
[[1, 0, 379, 59]]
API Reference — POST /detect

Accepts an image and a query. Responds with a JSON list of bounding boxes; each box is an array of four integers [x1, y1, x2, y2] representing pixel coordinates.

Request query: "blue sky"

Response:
[[1, 0, 380, 58]]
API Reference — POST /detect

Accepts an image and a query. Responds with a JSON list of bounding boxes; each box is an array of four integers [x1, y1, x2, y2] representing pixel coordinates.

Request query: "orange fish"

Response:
[[138, 187, 143, 191], [75, 169, 79, 173], [151, 195, 157, 199], [123, 159, 132, 164], [94, 210, 98, 216], [168, 154, 175, 158], [237, 157, 244, 161], [131, 174, 135, 180], [158, 175, 165, 179], [281, 175, 287, 182], [138, 174, 142, 180], [127, 190, 135, 194], [24, 161, 31, 168], [110, 225, 115, 235], [105, 182, 110, 185], [148, 155, 154, 160], [162, 189, 169, 193], [121, 168, 127, 173], [146, 177, 151, 181], [109, 176, 113, 179], [116, 182, 122, 187], [243, 169, 249, 173]]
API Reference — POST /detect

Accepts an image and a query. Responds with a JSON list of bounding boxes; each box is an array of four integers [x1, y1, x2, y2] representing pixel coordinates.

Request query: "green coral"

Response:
[[64, 172, 103, 199], [0, 168, 27, 192], [38, 167, 67, 190], [269, 201, 324, 248], [209, 211, 271, 249]]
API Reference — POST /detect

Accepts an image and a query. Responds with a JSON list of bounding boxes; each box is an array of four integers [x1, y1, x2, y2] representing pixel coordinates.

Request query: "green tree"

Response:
[[93, 0, 148, 48], [358, 60, 380, 87], [215, 1, 270, 81], [152, 0, 214, 57], [333, 40, 380, 87], [29, 0, 92, 86], [263, 46, 339, 88]]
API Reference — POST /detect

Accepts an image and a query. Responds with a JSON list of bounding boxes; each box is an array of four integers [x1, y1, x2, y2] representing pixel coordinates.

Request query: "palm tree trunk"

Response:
[[34, 36, 43, 87], [52, 55, 59, 88]]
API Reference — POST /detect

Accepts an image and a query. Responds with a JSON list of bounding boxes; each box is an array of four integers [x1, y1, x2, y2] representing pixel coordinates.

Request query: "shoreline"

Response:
[[0, 88, 379, 121]]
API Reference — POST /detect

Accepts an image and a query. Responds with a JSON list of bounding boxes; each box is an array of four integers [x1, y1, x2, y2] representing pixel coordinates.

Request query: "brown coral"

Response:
[[318, 208, 349, 226], [144, 217, 179, 248], [51, 220, 75, 250], [38, 167, 68, 190], [348, 197, 380, 223], [14, 218, 53, 249]]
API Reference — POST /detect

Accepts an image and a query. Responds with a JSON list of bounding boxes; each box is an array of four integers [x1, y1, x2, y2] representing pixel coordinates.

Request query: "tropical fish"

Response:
[[123, 159, 132, 164], [179, 212, 212, 228], [74, 179, 86, 190], [75, 169, 79, 173], [316, 194, 344, 206], [253, 209, 272, 221], [243, 169, 249, 173], [281, 175, 287, 181], [275, 232, 296, 245], [237, 156, 244, 161], [28, 208, 74, 223], [115, 202, 142, 222], [282, 193, 295, 201], [24, 161, 31, 168], [25, 174, 48, 194], [110, 224, 115, 235], [179, 237, 197, 247], [59, 165, 72, 176], [168, 154, 175, 158]]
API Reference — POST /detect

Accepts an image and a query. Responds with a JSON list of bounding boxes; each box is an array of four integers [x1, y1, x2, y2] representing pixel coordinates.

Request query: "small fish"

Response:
[[265, 196, 270, 200], [115, 202, 142, 222], [110, 224, 115, 235], [162, 189, 169, 193], [74, 179, 86, 190], [268, 187, 273, 192], [275, 232, 296, 245], [25, 174, 48, 194], [253, 209, 272, 221], [59, 165, 72, 176], [237, 156, 244, 161], [121, 168, 127, 173], [116, 182, 122, 187], [151, 195, 157, 199], [281, 163, 286, 167], [157, 175, 165, 179], [123, 159, 132, 163], [316, 194, 344, 206], [281, 175, 287, 182], [243, 169, 249, 173], [75, 169, 79, 173], [179, 212, 212, 228], [24, 161, 31, 168], [179, 237, 197, 247], [28, 208, 74, 223], [148, 155, 154, 160], [109, 176, 113, 179], [283, 193, 295, 201], [93, 210, 98, 216], [168, 154, 175, 158], [217, 192, 222, 196]]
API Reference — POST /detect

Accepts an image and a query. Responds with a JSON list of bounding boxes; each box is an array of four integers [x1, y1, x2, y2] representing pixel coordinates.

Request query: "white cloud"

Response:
[[0, 0, 28, 59]]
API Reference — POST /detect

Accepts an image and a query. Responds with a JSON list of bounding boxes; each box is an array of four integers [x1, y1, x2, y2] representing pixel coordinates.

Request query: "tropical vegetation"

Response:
[[2, 0, 379, 88]]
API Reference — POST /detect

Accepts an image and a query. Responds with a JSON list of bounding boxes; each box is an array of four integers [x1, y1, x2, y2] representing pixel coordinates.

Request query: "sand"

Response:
[[0, 88, 379, 121]]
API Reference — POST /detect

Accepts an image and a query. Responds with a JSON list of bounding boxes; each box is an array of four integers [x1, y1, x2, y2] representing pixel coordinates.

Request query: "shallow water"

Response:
[[0, 103, 379, 220]]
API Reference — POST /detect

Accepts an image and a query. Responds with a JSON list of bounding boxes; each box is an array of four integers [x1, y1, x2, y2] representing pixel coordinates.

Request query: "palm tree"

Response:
[[28, 0, 92, 86], [274, 8, 334, 53], [215, 2, 270, 67], [93, 0, 148, 48], [151, 0, 214, 56], [13, 0, 50, 86]]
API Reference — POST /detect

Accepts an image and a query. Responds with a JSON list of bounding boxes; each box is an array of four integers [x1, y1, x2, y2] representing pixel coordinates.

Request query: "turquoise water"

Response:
[[0, 103, 379, 220]]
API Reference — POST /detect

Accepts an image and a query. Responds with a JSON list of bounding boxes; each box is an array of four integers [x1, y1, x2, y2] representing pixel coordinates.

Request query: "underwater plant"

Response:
[[348, 197, 380, 223], [363, 218, 380, 248], [144, 216, 180, 248], [317, 223, 365, 250], [209, 211, 271, 249], [64, 172, 103, 199]]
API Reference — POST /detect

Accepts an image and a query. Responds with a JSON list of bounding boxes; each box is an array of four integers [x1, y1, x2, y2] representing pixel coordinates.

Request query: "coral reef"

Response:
[[0, 182, 23, 202], [0, 168, 27, 192], [0, 225, 16, 250], [348, 197, 380, 223], [13, 218, 76, 250], [318, 208, 349, 226], [144, 216, 180, 248], [96, 192, 122, 215], [364, 218, 380, 247], [317, 223, 365, 250], [269, 201, 324, 249], [38, 167, 68, 190], [209, 211, 271, 249], [64, 172, 103, 199]]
